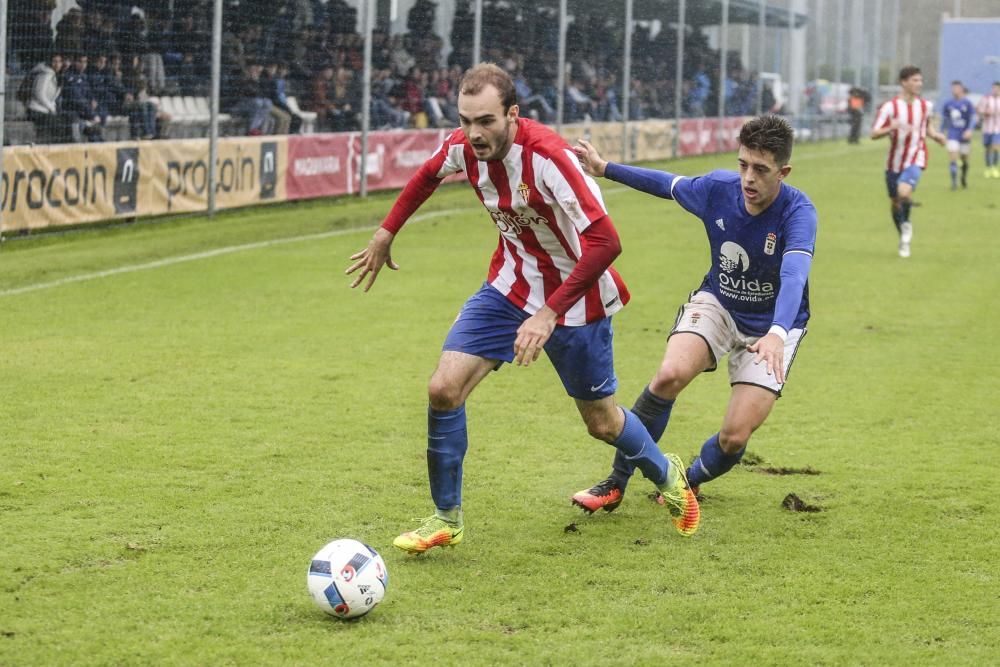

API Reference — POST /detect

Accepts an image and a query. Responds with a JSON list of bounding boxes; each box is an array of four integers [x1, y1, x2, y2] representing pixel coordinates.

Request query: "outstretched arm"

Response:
[[574, 138, 677, 199], [345, 160, 442, 291]]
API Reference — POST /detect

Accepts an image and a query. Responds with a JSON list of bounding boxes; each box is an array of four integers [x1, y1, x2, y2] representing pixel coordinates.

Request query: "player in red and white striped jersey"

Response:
[[977, 82, 1000, 178], [871, 66, 946, 258], [347, 63, 698, 553]]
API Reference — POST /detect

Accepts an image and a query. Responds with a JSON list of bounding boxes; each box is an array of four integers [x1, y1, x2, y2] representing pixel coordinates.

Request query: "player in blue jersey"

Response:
[[569, 115, 817, 514], [940, 81, 976, 190]]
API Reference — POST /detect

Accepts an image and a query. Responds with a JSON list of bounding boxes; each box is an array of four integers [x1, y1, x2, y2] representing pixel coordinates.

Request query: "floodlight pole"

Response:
[[872, 0, 883, 98], [718, 0, 729, 126], [207, 0, 222, 217], [556, 0, 567, 133], [0, 0, 8, 235], [622, 0, 633, 161], [757, 0, 766, 115], [473, 0, 482, 65], [834, 0, 844, 139], [673, 0, 685, 156], [360, 0, 374, 198]]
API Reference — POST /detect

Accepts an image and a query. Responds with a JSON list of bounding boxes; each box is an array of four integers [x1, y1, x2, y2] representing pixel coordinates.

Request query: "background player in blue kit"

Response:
[[570, 115, 817, 513], [940, 81, 976, 190]]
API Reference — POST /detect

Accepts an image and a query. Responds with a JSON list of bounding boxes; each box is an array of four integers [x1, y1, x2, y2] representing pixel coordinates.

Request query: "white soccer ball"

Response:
[[307, 539, 388, 619]]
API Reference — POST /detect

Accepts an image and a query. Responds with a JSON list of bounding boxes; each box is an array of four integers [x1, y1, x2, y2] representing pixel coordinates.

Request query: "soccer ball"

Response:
[[307, 539, 388, 619]]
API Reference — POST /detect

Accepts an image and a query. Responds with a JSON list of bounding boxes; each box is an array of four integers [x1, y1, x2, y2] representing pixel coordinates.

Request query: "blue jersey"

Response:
[[940, 98, 976, 141], [670, 171, 817, 336]]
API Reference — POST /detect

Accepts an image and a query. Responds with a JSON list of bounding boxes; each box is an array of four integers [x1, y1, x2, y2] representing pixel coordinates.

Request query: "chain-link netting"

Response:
[[6, 0, 990, 233]]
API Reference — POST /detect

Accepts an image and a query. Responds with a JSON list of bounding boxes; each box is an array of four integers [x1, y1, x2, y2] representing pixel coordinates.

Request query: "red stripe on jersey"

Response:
[[487, 159, 543, 306], [500, 236, 528, 309]]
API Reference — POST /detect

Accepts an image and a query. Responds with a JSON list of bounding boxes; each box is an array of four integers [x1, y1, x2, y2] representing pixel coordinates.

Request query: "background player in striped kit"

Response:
[[570, 115, 816, 513], [977, 82, 1000, 179], [939, 81, 976, 190], [346, 63, 699, 555], [871, 66, 946, 258]]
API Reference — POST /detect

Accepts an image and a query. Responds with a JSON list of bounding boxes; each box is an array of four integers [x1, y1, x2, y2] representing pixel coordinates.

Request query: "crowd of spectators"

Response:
[[6, 0, 775, 145]]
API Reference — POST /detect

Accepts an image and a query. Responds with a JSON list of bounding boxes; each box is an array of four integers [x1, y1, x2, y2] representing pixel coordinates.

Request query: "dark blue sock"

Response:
[[901, 201, 912, 224], [611, 388, 675, 488], [891, 204, 903, 232], [613, 408, 668, 486], [685, 433, 745, 487], [427, 405, 468, 511]]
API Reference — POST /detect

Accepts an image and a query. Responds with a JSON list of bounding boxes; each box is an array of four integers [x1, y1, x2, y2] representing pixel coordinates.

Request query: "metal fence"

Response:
[[1, 0, 900, 229]]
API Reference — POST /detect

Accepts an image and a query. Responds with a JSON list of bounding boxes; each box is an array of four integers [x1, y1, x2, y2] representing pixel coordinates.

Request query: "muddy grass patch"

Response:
[[781, 493, 823, 513]]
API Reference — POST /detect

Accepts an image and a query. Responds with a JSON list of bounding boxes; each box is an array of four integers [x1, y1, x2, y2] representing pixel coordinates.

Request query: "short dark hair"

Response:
[[899, 66, 921, 82], [739, 114, 794, 166], [951, 79, 963, 86], [459, 62, 517, 112]]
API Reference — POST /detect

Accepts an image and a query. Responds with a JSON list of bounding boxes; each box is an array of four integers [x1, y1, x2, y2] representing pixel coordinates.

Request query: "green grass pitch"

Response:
[[1, 138, 998, 665]]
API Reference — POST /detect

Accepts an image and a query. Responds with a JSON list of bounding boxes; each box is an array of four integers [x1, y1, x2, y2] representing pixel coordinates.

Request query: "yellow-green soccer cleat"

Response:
[[393, 514, 464, 554], [657, 454, 701, 537]]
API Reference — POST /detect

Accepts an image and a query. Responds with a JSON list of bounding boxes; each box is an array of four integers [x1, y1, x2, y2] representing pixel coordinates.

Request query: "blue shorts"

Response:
[[885, 165, 923, 198], [985, 133, 1000, 147], [442, 283, 618, 401]]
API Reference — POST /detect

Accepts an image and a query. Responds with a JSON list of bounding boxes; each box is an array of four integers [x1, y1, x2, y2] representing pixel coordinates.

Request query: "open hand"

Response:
[[345, 227, 399, 291]]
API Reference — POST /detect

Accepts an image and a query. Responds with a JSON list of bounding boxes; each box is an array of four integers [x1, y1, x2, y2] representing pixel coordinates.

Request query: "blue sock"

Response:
[[949, 161, 957, 185], [611, 388, 675, 489], [427, 405, 468, 511], [685, 433, 746, 487], [901, 201, 912, 225], [612, 408, 669, 486]]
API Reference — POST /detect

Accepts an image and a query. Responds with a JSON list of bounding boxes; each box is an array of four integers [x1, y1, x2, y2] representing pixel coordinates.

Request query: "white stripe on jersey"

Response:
[[978, 96, 1000, 134]]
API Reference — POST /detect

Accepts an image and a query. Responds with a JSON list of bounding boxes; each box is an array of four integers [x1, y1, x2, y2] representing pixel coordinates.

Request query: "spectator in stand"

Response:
[[88, 53, 120, 128], [310, 63, 362, 132], [83, 9, 116, 59], [61, 53, 104, 142], [390, 34, 415, 78], [232, 61, 273, 135], [401, 66, 430, 127], [512, 69, 555, 123], [166, 12, 210, 95], [594, 73, 623, 122], [114, 53, 160, 139], [26, 52, 68, 144], [54, 8, 85, 58], [370, 68, 410, 130], [263, 61, 298, 134], [565, 78, 596, 122], [11, 3, 55, 73], [429, 67, 460, 126]]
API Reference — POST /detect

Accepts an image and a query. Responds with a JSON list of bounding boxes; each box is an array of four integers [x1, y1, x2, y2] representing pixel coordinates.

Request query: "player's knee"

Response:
[[428, 376, 463, 411], [583, 412, 620, 443], [649, 366, 688, 398], [718, 428, 750, 454]]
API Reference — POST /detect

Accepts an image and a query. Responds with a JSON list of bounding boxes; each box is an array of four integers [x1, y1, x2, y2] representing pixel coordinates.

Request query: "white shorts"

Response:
[[670, 291, 806, 395], [946, 139, 971, 155]]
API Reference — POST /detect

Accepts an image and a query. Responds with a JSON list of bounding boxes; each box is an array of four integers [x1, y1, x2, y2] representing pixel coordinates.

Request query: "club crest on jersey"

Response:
[[518, 181, 531, 204], [764, 232, 776, 255], [715, 218, 725, 231]]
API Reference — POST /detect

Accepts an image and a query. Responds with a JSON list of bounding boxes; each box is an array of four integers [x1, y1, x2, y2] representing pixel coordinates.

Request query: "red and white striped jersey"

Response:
[[977, 94, 1000, 134], [427, 119, 629, 326], [873, 96, 933, 172]]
